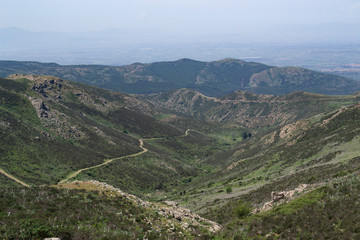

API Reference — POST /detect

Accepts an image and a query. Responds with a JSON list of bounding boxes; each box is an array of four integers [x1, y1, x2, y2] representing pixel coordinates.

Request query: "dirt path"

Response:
[[59, 139, 148, 184], [0, 129, 193, 187], [0, 168, 30, 187], [58, 129, 192, 184]]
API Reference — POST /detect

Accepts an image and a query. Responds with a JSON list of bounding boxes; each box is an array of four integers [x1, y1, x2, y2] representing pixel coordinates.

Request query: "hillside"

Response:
[[0, 180, 219, 239], [165, 101, 360, 238], [1, 58, 359, 96], [2, 74, 360, 239], [147, 88, 359, 129], [0, 74, 219, 193]]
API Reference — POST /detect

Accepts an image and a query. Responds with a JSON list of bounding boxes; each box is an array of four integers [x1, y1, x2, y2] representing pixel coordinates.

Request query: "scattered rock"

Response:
[[164, 201, 179, 207], [258, 184, 311, 213]]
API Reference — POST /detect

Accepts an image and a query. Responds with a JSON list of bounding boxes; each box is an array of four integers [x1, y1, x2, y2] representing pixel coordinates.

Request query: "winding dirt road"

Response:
[[58, 129, 192, 184], [0, 129, 192, 186], [58, 139, 148, 184]]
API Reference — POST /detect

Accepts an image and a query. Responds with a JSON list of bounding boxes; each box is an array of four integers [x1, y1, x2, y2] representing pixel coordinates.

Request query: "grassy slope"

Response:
[[175, 103, 360, 238], [155, 100, 360, 218], [0, 185, 214, 239], [218, 172, 360, 239], [0, 76, 211, 190], [2, 74, 360, 238], [148, 89, 359, 131]]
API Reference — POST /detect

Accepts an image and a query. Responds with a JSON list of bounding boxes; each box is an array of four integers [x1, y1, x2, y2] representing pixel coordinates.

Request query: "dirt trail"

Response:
[[0, 168, 30, 187], [59, 139, 148, 184], [58, 129, 192, 184], [0, 129, 193, 187]]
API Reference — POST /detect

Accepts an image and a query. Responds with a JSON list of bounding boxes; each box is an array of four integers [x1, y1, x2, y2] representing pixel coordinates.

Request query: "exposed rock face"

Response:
[[8, 74, 63, 98], [7, 74, 165, 142], [29, 97, 50, 118], [14, 75, 86, 140]]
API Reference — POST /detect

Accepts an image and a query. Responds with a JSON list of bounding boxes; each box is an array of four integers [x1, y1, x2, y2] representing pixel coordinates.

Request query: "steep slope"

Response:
[[148, 88, 359, 130], [0, 180, 220, 239], [2, 73, 360, 239], [1, 58, 359, 96], [218, 173, 360, 239], [0, 74, 206, 190], [172, 102, 360, 222]]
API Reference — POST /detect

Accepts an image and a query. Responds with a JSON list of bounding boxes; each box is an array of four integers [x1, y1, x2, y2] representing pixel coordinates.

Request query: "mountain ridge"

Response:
[[1, 58, 359, 96], [147, 88, 359, 129]]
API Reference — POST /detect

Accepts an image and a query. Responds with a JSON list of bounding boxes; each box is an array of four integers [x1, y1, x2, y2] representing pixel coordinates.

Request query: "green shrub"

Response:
[[333, 171, 348, 178], [226, 186, 232, 194], [234, 200, 251, 219]]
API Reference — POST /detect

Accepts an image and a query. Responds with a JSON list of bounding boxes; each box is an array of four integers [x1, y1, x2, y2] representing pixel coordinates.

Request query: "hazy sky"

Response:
[[1, 0, 360, 35]]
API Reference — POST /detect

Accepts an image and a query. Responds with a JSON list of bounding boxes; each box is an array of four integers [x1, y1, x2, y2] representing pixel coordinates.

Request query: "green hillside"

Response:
[[2, 74, 360, 239], [167, 102, 360, 238], [1, 58, 359, 96], [0, 181, 219, 239], [0, 75, 213, 191], [148, 88, 359, 130]]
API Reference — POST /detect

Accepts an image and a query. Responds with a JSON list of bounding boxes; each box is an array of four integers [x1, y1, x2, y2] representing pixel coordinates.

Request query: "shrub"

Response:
[[226, 186, 232, 194], [234, 200, 251, 219]]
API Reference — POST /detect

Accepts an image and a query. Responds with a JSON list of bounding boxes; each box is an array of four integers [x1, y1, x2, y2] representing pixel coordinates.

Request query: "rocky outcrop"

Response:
[[58, 180, 221, 234], [258, 184, 311, 212], [8, 74, 63, 98], [29, 97, 50, 118]]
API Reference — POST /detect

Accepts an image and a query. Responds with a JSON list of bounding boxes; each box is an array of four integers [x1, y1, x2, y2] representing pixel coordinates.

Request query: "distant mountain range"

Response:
[[1, 58, 359, 96]]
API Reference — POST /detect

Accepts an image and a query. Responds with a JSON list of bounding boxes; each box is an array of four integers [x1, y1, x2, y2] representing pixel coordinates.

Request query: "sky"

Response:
[[0, 0, 360, 65], [1, 0, 360, 36]]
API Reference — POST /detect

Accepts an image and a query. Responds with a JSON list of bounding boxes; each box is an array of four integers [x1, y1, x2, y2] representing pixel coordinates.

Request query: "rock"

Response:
[[271, 192, 285, 202], [43, 238, 61, 240], [164, 201, 179, 207], [28, 97, 51, 119], [259, 183, 312, 213], [42, 132, 51, 138]]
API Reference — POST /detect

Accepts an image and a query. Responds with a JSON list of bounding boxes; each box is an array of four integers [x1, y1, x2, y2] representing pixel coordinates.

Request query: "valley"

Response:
[[1, 67, 360, 239]]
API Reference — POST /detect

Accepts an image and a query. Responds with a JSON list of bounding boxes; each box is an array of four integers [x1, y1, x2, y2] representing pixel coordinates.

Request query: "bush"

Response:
[[226, 186, 232, 194], [234, 200, 251, 219]]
